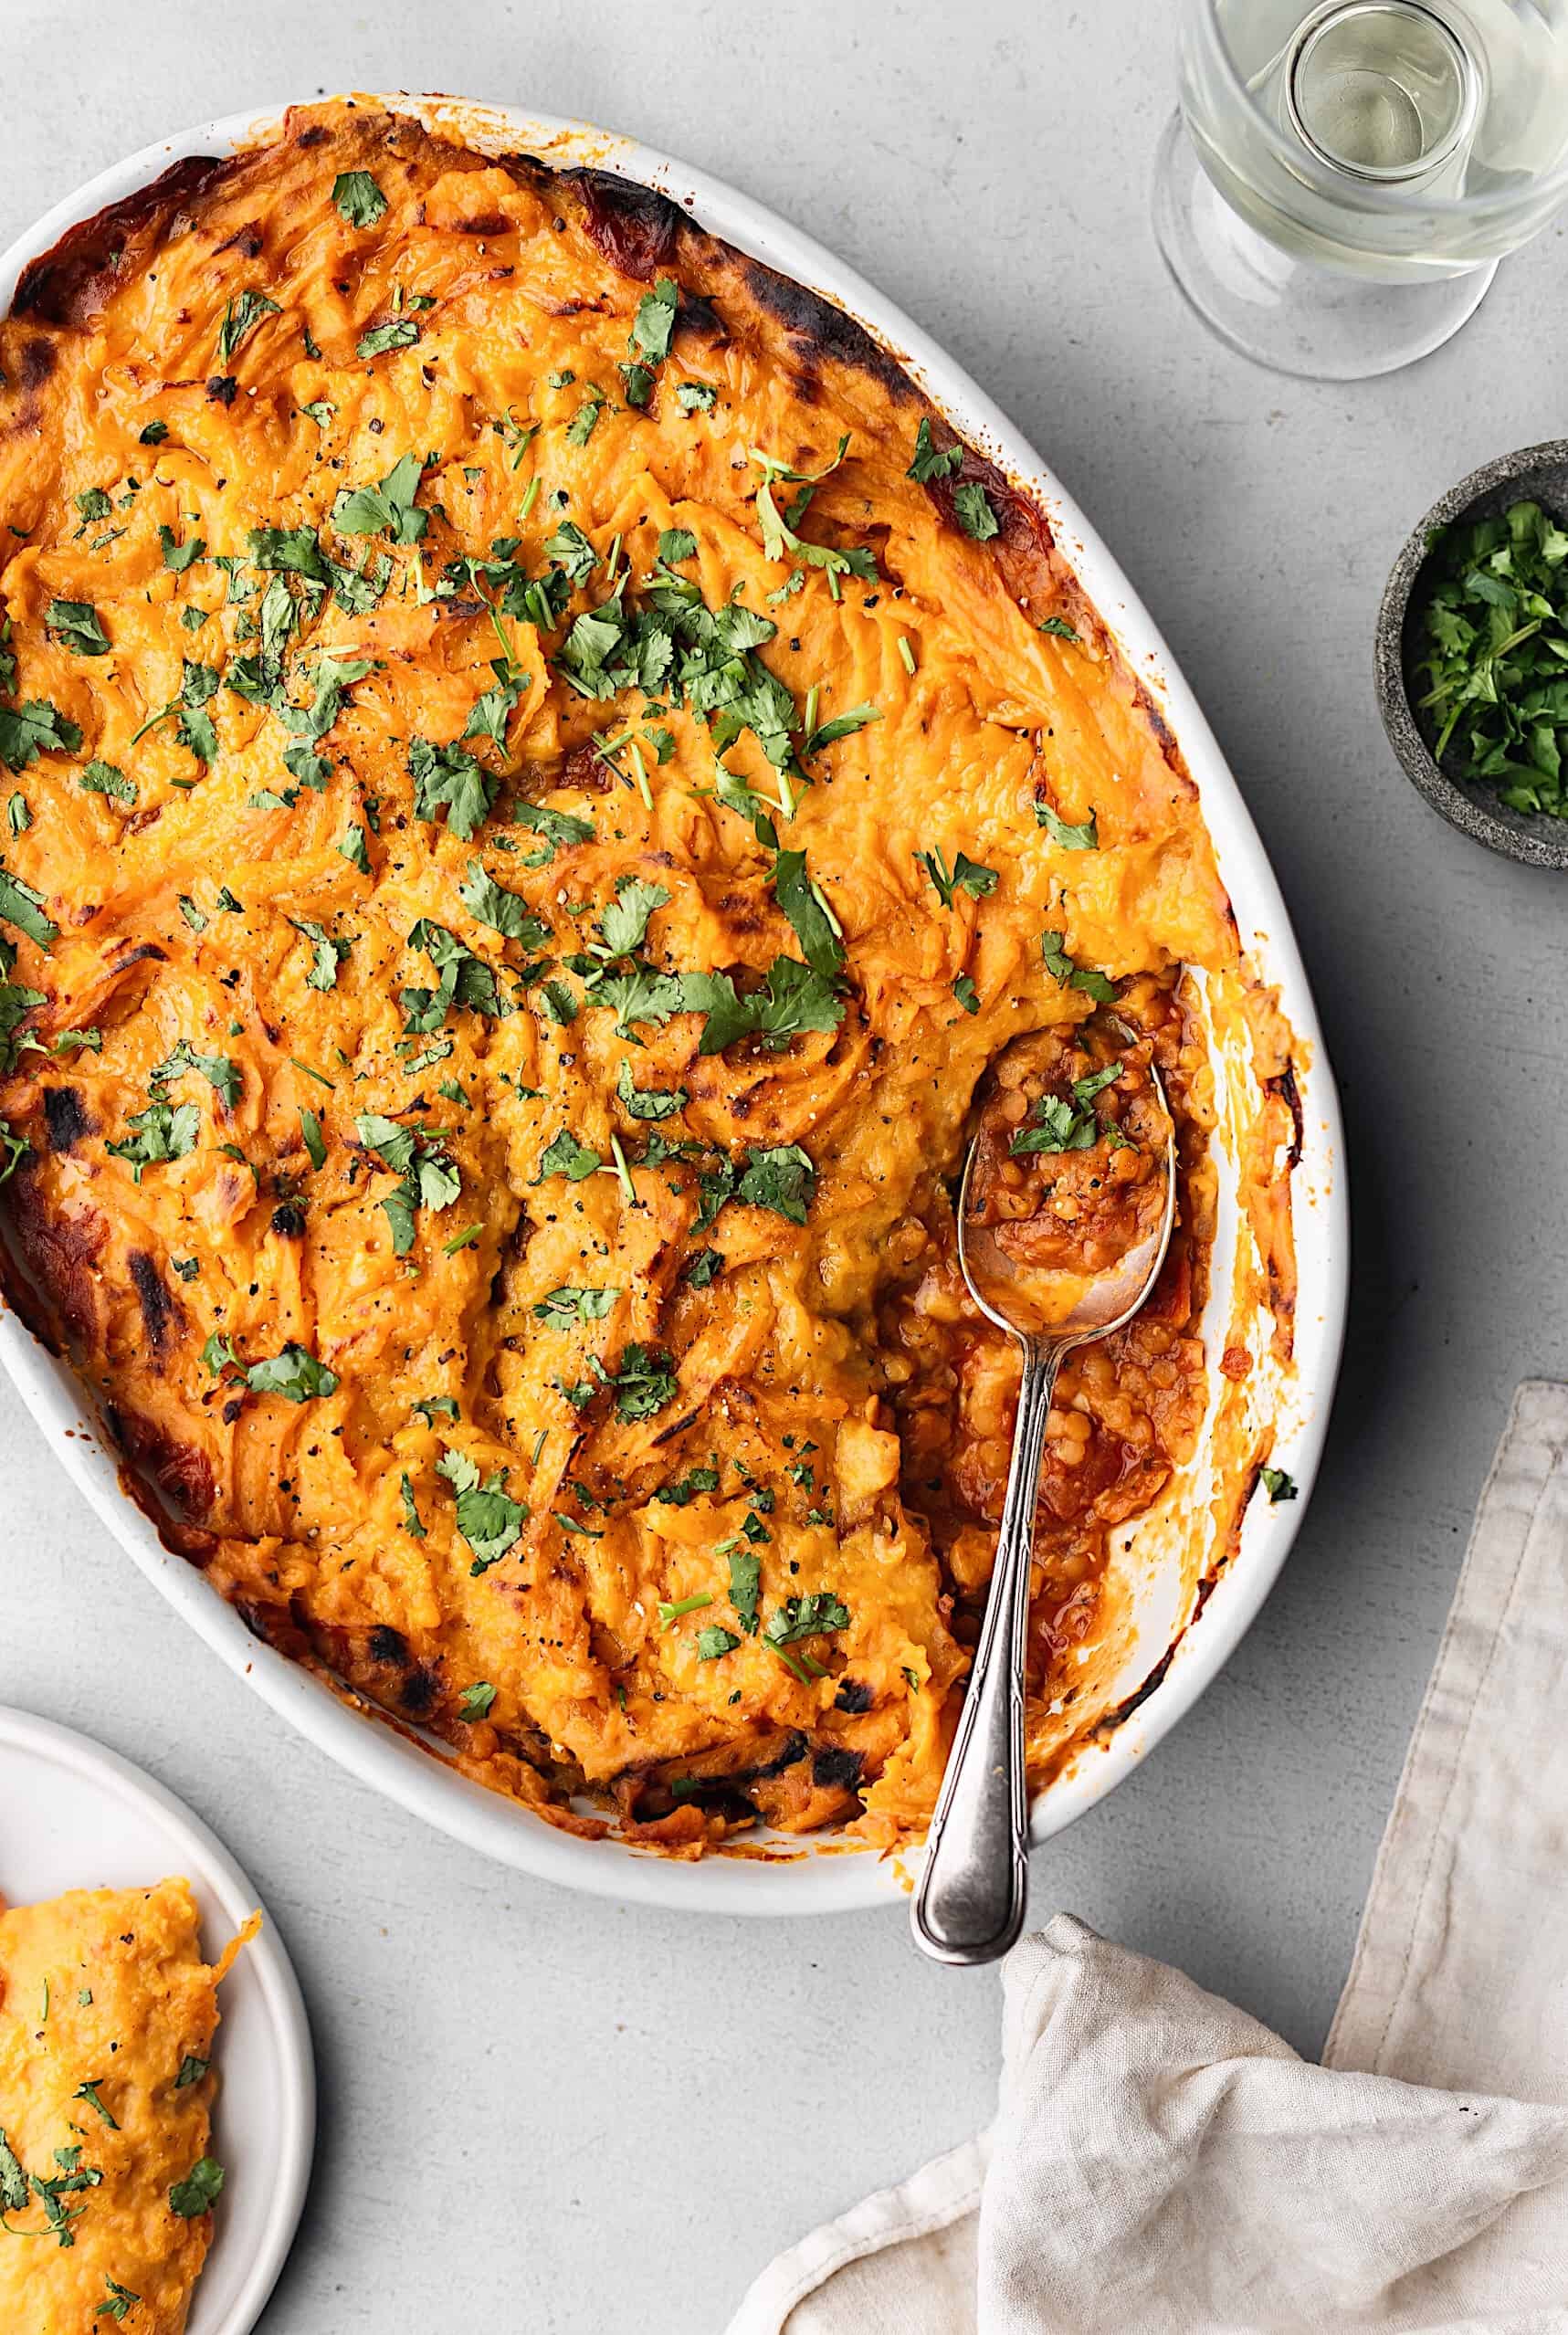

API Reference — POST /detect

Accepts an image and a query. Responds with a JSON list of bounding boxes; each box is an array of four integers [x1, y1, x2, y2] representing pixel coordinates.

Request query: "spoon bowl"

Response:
[[911, 1052, 1177, 1966]]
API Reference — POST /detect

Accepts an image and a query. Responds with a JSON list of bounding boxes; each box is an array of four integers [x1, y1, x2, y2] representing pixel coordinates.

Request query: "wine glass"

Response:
[[1152, 0, 1568, 380]]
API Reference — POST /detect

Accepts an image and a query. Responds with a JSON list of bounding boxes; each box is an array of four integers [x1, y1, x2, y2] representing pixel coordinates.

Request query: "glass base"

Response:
[[1152, 110, 1497, 381]]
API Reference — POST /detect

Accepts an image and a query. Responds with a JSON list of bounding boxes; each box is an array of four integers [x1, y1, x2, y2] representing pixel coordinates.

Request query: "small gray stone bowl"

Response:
[[1374, 438, 1568, 870]]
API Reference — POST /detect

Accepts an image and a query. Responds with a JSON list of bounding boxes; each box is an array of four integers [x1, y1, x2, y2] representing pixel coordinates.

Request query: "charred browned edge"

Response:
[[13, 153, 237, 329], [1087, 1572, 1224, 1753], [104, 1399, 214, 1526], [1268, 1061, 1305, 1173]]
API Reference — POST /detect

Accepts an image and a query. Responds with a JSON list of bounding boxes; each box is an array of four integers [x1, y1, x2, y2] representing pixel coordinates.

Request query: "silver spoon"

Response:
[[910, 1058, 1176, 1966]]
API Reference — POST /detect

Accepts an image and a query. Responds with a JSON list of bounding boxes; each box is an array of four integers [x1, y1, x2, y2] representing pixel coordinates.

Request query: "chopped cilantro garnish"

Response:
[[79, 761, 135, 805], [608, 1343, 678, 1422], [915, 846, 997, 909], [332, 452, 427, 543], [658, 1591, 712, 1630], [356, 316, 421, 360], [169, 2157, 225, 2217], [46, 598, 110, 657], [1040, 931, 1118, 1002], [437, 1446, 527, 1572], [534, 1285, 618, 1325], [952, 481, 999, 541], [216, 289, 279, 363], [1035, 801, 1099, 851], [333, 170, 388, 227], [537, 1129, 601, 1181], [0, 699, 81, 775], [355, 1112, 462, 1255], [907, 417, 964, 484], [1415, 498, 1568, 819], [1009, 1060, 1126, 1156]]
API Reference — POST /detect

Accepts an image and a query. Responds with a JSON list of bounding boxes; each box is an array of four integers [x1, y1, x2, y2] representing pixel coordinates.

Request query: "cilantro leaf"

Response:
[[697, 1625, 740, 1660], [244, 1344, 339, 1402], [728, 1543, 761, 1633], [289, 917, 352, 990], [1415, 498, 1568, 818], [1039, 931, 1118, 1002], [538, 1129, 601, 1181], [907, 417, 964, 484], [333, 170, 388, 227], [1009, 1060, 1126, 1156], [437, 1446, 528, 1572], [597, 877, 668, 960], [459, 1680, 497, 1719], [169, 2158, 225, 2217], [952, 481, 999, 541], [458, 859, 550, 947], [159, 524, 205, 573], [771, 849, 844, 975], [804, 704, 880, 755], [106, 1100, 201, 1180], [216, 289, 279, 363], [0, 860, 58, 949], [952, 973, 979, 1015], [1035, 801, 1099, 850], [653, 1465, 721, 1507], [736, 1142, 816, 1224], [688, 956, 843, 1056], [356, 1112, 461, 1254], [410, 738, 496, 838], [0, 699, 81, 773], [534, 1284, 619, 1325], [513, 798, 595, 850], [356, 318, 421, 360], [629, 277, 678, 363], [247, 523, 328, 580], [0, 2130, 27, 2214], [616, 1060, 686, 1120], [46, 598, 109, 657], [609, 1342, 678, 1422], [331, 452, 427, 542], [152, 1039, 242, 1109], [763, 1591, 849, 1646], [915, 846, 997, 909], [1260, 1466, 1299, 1503]]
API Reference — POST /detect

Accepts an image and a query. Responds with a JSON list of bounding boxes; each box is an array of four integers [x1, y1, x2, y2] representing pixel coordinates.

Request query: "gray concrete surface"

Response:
[[3, 4, 1565, 2328]]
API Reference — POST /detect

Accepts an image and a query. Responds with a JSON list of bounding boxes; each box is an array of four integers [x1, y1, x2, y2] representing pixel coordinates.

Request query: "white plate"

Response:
[[0, 1707, 314, 2335], [0, 98, 1348, 1916]]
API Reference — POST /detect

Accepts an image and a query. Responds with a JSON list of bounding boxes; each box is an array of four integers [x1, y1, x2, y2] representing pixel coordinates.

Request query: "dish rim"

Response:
[[0, 94, 1349, 1915], [0, 1702, 315, 2335]]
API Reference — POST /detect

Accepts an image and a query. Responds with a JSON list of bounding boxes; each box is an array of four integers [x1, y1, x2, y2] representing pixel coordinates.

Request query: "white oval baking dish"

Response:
[[0, 97, 1347, 1914]]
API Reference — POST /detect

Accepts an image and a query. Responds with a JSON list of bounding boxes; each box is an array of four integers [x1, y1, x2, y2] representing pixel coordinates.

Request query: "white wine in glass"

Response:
[[1153, 0, 1568, 377]]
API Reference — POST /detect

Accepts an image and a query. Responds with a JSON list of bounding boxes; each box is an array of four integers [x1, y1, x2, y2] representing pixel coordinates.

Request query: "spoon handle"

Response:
[[910, 1336, 1058, 1965]]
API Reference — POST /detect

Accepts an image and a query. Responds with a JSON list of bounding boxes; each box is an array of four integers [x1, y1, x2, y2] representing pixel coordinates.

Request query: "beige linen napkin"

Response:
[[730, 1382, 1568, 2335]]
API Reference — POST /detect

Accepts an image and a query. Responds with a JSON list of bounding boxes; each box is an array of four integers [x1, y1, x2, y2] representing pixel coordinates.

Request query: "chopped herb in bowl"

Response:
[[1414, 499, 1568, 822]]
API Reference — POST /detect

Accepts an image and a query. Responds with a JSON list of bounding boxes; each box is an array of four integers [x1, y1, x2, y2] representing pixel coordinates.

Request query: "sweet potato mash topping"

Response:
[[0, 101, 1283, 1850], [0, 1879, 234, 2332]]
